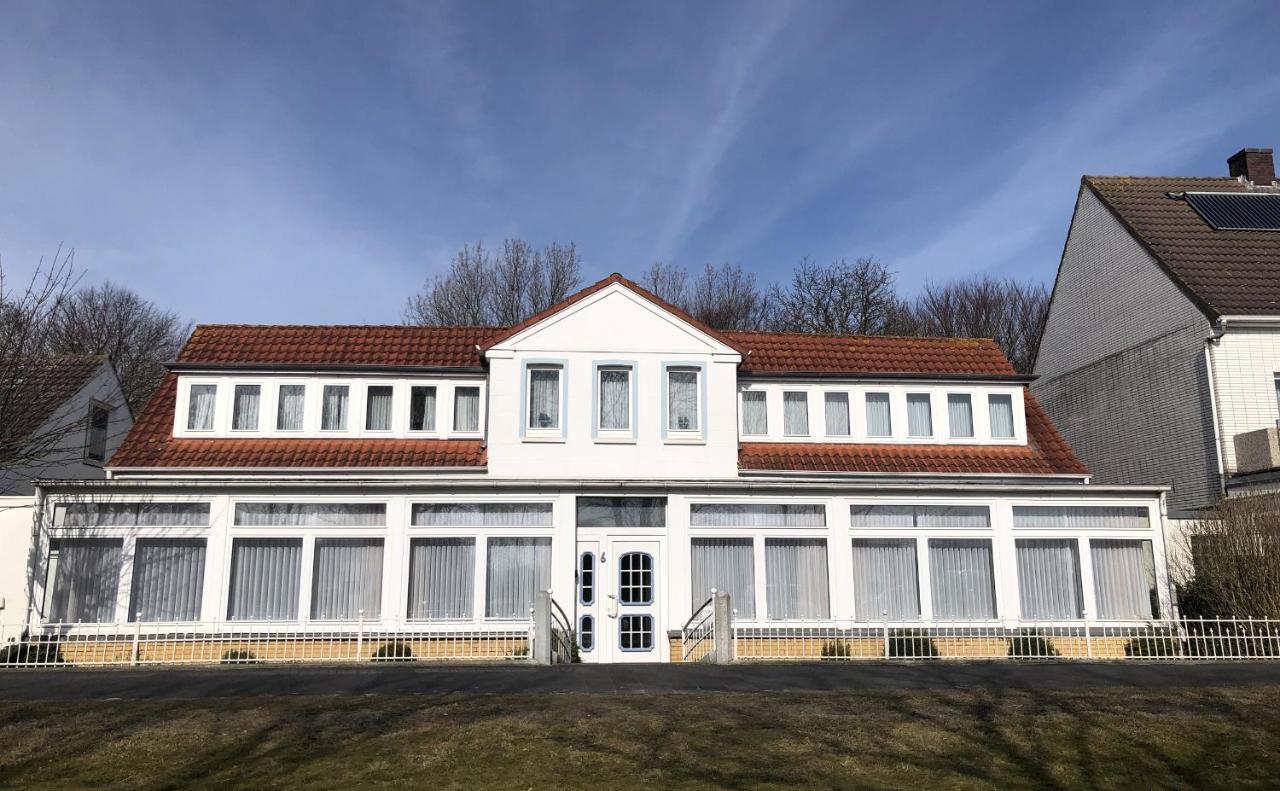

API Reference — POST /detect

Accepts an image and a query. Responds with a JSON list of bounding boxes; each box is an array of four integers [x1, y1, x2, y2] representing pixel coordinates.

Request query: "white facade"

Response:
[[1206, 322, 1280, 476]]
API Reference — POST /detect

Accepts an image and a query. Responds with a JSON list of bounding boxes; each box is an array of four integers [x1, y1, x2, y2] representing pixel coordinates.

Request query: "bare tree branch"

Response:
[[769, 257, 903, 335]]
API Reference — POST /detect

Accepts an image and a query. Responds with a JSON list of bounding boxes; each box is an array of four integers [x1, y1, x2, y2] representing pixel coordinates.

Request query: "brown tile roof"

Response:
[[107, 375, 485, 469], [3, 355, 106, 442], [738, 395, 1087, 476], [726, 332, 1017, 376], [178, 325, 499, 368], [1084, 176, 1280, 316]]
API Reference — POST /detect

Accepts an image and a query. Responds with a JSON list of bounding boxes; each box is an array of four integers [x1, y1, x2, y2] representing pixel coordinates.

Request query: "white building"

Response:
[[28, 275, 1169, 663]]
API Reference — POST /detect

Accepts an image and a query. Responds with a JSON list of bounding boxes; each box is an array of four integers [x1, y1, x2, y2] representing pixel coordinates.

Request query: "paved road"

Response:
[[0, 661, 1278, 701]]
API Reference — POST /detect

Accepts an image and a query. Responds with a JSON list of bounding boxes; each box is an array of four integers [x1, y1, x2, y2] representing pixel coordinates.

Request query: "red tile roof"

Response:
[[1084, 176, 1280, 316], [738, 395, 1087, 476], [726, 332, 1017, 376], [108, 375, 485, 469], [178, 325, 499, 368]]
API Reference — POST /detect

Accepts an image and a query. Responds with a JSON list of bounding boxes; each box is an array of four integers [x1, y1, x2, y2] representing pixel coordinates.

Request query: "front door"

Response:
[[604, 540, 661, 663]]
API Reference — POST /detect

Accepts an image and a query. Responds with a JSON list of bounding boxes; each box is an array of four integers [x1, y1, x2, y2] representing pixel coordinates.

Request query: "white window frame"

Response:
[[521, 360, 566, 442], [274, 382, 307, 433], [663, 362, 705, 443], [230, 382, 264, 433], [363, 383, 395, 433], [450, 384, 485, 437], [740, 388, 769, 437], [782, 391, 810, 437], [83, 401, 111, 464], [822, 391, 851, 438], [594, 361, 637, 443], [183, 380, 219, 433], [407, 384, 438, 434]]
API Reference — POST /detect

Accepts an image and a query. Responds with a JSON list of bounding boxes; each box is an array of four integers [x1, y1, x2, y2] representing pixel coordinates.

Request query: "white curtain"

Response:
[[765, 538, 830, 620], [485, 537, 551, 619], [528, 368, 560, 429], [866, 393, 892, 436], [599, 369, 630, 430], [412, 503, 553, 527], [1091, 539, 1156, 619], [850, 504, 990, 528], [227, 538, 302, 621], [989, 394, 1015, 438], [310, 538, 384, 620], [365, 386, 393, 431], [907, 393, 933, 437], [58, 502, 210, 527], [454, 387, 480, 432], [187, 384, 216, 430], [1016, 539, 1083, 619], [1012, 506, 1150, 530], [235, 503, 386, 526], [742, 391, 768, 435], [668, 369, 699, 431], [49, 538, 123, 623], [408, 538, 475, 620], [576, 497, 666, 527], [824, 392, 850, 436], [783, 392, 809, 435], [948, 394, 974, 438], [129, 539, 206, 622], [410, 386, 436, 431], [690, 503, 825, 527], [929, 539, 996, 619], [851, 539, 920, 621], [232, 384, 260, 430], [276, 384, 305, 430], [692, 538, 755, 618], [321, 385, 349, 430]]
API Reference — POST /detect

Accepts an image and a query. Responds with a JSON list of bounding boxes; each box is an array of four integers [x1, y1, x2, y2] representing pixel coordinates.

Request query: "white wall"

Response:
[[0, 497, 34, 624], [1208, 327, 1280, 475]]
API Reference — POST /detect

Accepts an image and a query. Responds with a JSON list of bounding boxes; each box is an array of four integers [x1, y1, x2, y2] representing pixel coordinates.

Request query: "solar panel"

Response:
[[1184, 192, 1280, 231]]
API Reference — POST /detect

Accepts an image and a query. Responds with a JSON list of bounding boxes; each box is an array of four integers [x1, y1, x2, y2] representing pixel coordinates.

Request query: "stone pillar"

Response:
[[714, 590, 734, 664], [533, 590, 552, 665]]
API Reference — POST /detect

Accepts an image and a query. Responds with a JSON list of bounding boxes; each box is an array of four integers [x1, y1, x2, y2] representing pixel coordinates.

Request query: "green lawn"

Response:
[[1, 685, 1278, 789]]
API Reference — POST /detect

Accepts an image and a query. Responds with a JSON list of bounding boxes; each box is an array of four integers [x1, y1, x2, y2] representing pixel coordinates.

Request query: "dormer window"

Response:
[[783, 391, 809, 436], [823, 392, 850, 436], [527, 366, 562, 431], [454, 387, 481, 433], [948, 394, 974, 438], [276, 384, 305, 431], [409, 386, 436, 432], [187, 384, 216, 431], [666, 367, 700, 433], [989, 394, 1015, 438], [321, 385, 349, 431], [365, 385, 393, 431], [866, 392, 892, 437], [906, 393, 933, 438], [232, 385, 261, 431], [742, 391, 768, 435]]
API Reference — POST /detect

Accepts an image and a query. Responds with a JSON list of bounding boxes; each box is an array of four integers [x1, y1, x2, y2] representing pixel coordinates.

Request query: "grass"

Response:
[[1, 685, 1279, 789]]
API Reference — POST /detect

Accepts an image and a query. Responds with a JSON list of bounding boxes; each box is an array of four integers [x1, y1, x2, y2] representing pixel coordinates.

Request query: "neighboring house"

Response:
[[27, 275, 1167, 663], [1035, 147, 1280, 525]]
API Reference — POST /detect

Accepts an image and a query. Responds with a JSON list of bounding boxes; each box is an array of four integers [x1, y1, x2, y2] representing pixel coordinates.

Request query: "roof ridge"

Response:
[[726, 330, 999, 344], [192, 323, 506, 331]]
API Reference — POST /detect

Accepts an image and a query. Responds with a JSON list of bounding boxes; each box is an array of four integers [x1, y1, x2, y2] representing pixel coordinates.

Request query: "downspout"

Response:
[[1203, 328, 1226, 493]]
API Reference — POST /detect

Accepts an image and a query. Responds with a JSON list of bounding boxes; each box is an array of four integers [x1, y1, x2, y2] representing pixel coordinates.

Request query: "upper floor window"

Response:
[[866, 392, 892, 437], [907, 393, 932, 437], [187, 384, 216, 431], [824, 392, 849, 436], [667, 367, 700, 433], [948, 394, 974, 438], [454, 386, 481, 433], [85, 403, 110, 462], [598, 366, 631, 432], [527, 366, 562, 431], [742, 391, 767, 435], [410, 386, 436, 432], [988, 394, 1015, 438], [365, 385, 393, 431], [321, 385, 349, 431], [232, 384, 261, 431], [783, 391, 809, 436], [276, 384, 305, 431]]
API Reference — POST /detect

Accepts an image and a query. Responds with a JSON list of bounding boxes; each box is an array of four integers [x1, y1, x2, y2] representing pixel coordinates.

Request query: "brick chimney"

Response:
[[1227, 147, 1276, 184]]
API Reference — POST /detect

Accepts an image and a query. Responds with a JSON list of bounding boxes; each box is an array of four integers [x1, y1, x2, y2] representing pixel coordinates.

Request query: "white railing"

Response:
[[0, 619, 534, 668], [681, 591, 717, 663], [732, 617, 1280, 662]]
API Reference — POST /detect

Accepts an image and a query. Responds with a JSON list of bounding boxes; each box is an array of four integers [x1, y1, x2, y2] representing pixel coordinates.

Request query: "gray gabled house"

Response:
[[1034, 147, 1280, 523]]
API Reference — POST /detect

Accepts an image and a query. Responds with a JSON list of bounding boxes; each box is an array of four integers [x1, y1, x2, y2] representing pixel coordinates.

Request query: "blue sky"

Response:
[[2, 1, 1279, 324]]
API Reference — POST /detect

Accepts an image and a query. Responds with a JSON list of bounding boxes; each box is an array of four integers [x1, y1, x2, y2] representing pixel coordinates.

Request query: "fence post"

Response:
[[131, 620, 141, 666], [533, 591, 552, 665], [713, 590, 733, 664], [882, 617, 890, 658], [356, 610, 365, 662], [1083, 611, 1093, 659]]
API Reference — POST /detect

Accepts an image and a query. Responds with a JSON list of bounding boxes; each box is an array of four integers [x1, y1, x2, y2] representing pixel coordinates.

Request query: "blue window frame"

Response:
[[579, 614, 594, 652], [618, 552, 654, 606], [579, 552, 595, 606], [619, 614, 653, 652]]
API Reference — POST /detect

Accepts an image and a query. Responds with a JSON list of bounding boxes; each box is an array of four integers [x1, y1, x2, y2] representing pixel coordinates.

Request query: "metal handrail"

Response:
[[683, 595, 715, 634]]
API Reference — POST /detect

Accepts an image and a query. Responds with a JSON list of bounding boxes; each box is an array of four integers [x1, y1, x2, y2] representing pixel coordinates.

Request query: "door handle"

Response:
[[606, 594, 619, 619]]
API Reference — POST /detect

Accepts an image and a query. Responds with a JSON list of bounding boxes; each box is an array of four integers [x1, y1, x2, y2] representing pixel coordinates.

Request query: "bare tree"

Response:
[[686, 264, 772, 331], [908, 276, 1049, 374], [403, 242, 492, 326], [1174, 496, 1280, 618], [528, 242, 583, 314], [46, 282, 191, 411], [770, 257, 905, 335], [640, 262, 689, 308]]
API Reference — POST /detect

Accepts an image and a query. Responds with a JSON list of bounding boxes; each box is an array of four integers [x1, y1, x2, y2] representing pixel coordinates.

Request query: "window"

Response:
[[310, 538, 384, 620], [409, 386, 437, 431], [765, 538, 830, 620], [232, 384, 261, 431], [321, 385, 349, 431], [851, 539, 920, 621], [407, 538, 475, 620], [579, 615, 595, 652], [57, 502, 210, 527], [365, 385, 393, 431], [527, 366, 561, 430], [989, 394, 1015, 438], [454, 386, 481, 432], [412, 503, 552, 527], [47, 538, 122, 623], [1016, 539, 1083, 619], [276, 384, 305, 431], [742, 391, 767, 435], [85, 403, 110, 462], [906, 393, 932, 437], [783, 392, 809, 436], [1012, 506, 1149, 529], [824, 392, 850, 436], [485, 537, 551, 619], [667, 367, 700, 432], [227, 538, 302, 621], [579, 552, 595, 605], [947, 394, 974, 438], [928, 539, 996, 619], [619, 614, 654, 651], [1091, 539, 1157, 619], [851, 504, 991, 528], [691, 538, 755, 618], [576, 497, 666, 527], [598, 367, 631, 431], [691, 503, 825, 527], [234, 502, 386, 526], [618, 552, 654, 605], [129, 539, 206, 622], [866, 392, 892, 437], [187, 383, 216, 430]]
